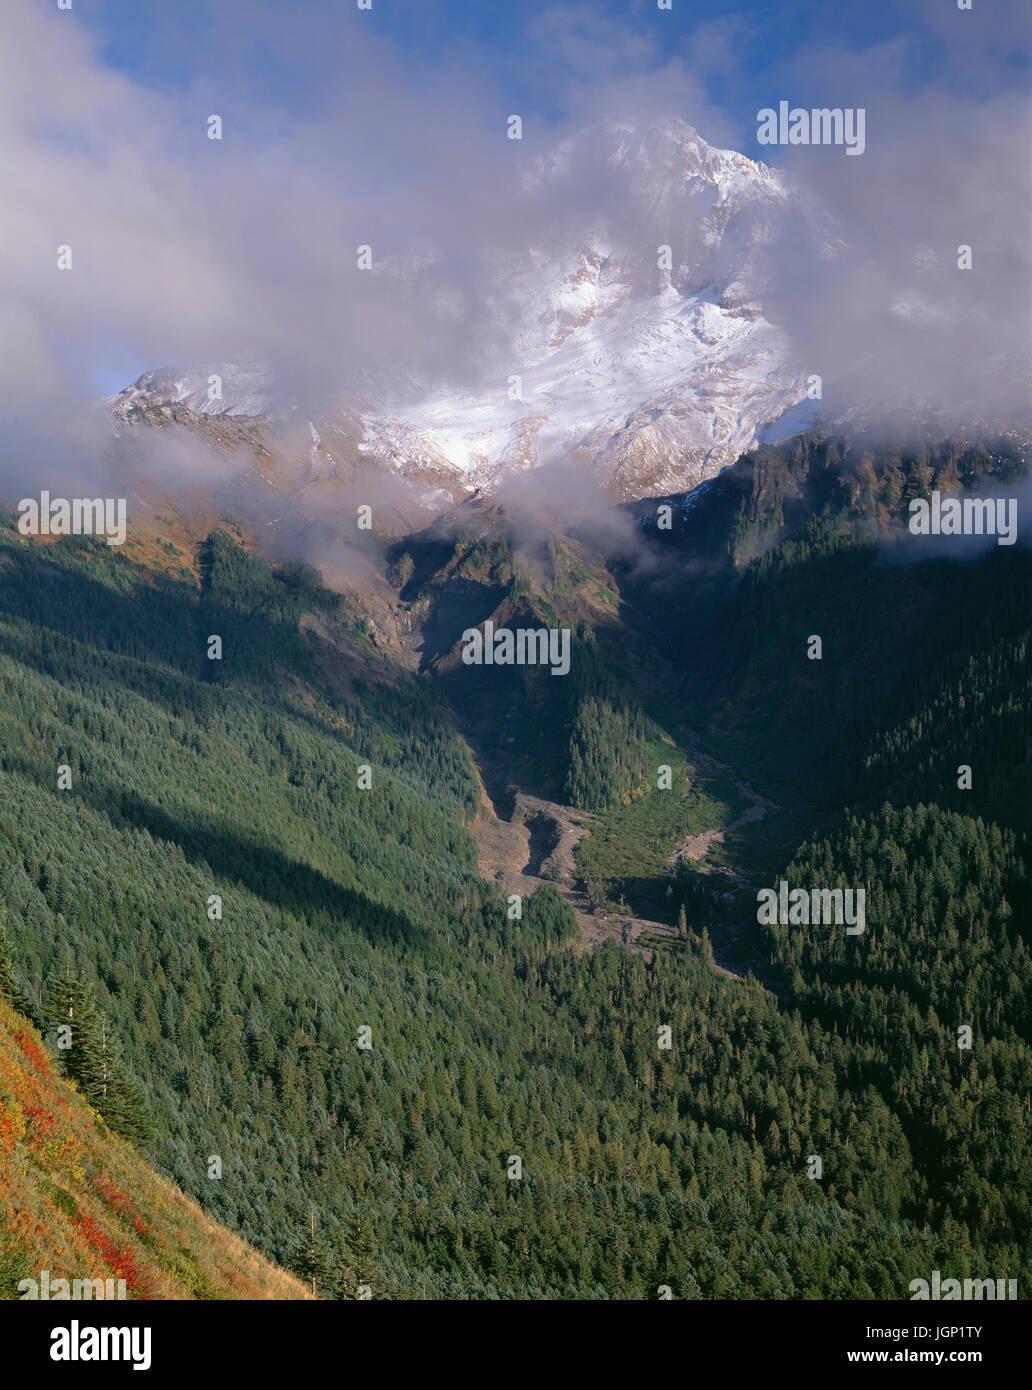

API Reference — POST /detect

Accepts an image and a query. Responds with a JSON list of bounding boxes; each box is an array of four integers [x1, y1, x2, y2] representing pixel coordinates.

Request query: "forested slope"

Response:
[[1, 429, 1029, 1298], [0, 989, 308, 1300]]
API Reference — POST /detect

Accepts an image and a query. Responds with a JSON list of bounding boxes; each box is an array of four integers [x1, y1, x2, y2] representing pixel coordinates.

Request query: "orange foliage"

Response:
[[74, 1214, 153, 1300], [13, 1030, 51, 1076]]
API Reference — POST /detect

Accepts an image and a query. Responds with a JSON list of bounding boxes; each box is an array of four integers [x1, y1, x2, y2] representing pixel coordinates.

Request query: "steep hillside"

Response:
[[0, 993, 308, 1300], [765, 804, 1032, 1248], [1, 428, 1029, 1300], [387, 498, 678, 811], [616, 431, 1032, 852]]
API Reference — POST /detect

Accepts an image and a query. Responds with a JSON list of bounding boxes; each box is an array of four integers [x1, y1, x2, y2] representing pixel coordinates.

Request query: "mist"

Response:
[[1, 0, 1028, 540]]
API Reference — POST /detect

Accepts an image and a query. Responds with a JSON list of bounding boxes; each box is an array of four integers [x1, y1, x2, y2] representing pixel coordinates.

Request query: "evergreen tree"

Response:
[[289, 1210, 334, 1298], [83, 1011, 154, 1146], [45, 973, 100, 1089], [43, 975, 152, 1144], [331, 1214, 379, 1300], [0, 910, 18, 1002]]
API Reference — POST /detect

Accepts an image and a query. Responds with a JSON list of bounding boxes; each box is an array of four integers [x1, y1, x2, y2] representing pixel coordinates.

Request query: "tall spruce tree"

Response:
[[44, 974, 152, 1145], [45, 973, 100, 1089], [331, 1213, 379, 1300], [289, 1209, 334, 1298], [82, 1011, 154, 1146], [0, 911, 19, 1002]]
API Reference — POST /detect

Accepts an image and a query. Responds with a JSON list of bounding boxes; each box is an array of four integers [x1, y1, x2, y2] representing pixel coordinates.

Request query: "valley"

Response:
[[2, 0, 1030, 1338], [467, 728, 768, 978], [1, 426, 1030, 1300]]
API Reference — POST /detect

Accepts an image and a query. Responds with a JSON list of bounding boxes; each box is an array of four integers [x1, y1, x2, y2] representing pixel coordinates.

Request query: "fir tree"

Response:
[[44, 975, 152, 1144], [45, 973, 100, 1089], [0, 910, 19, 1002], [83, 1011, 154, 1146], [289, 1209, 334, 1298], [331, 1214, 378, 1300]]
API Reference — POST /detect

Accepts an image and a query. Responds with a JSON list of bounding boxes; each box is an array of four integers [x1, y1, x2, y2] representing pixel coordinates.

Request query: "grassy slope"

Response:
[[0, 995, 310, 1300]]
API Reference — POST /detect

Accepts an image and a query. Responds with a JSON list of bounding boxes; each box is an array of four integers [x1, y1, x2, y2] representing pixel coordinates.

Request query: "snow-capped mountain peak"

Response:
[[356, 117, 808, 499], [109, 363, 271, 420], [107, 117, 816, 506]]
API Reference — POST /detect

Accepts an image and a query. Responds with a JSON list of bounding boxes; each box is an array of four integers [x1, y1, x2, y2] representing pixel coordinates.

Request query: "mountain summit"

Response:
[[107, 118, 815, 509]]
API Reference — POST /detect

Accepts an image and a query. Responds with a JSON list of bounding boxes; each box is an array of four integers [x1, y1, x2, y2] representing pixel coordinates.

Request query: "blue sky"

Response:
[[5, 0, 1028, 411], [81, 0, 1028, 157], [67, 0, 1028, 396]]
